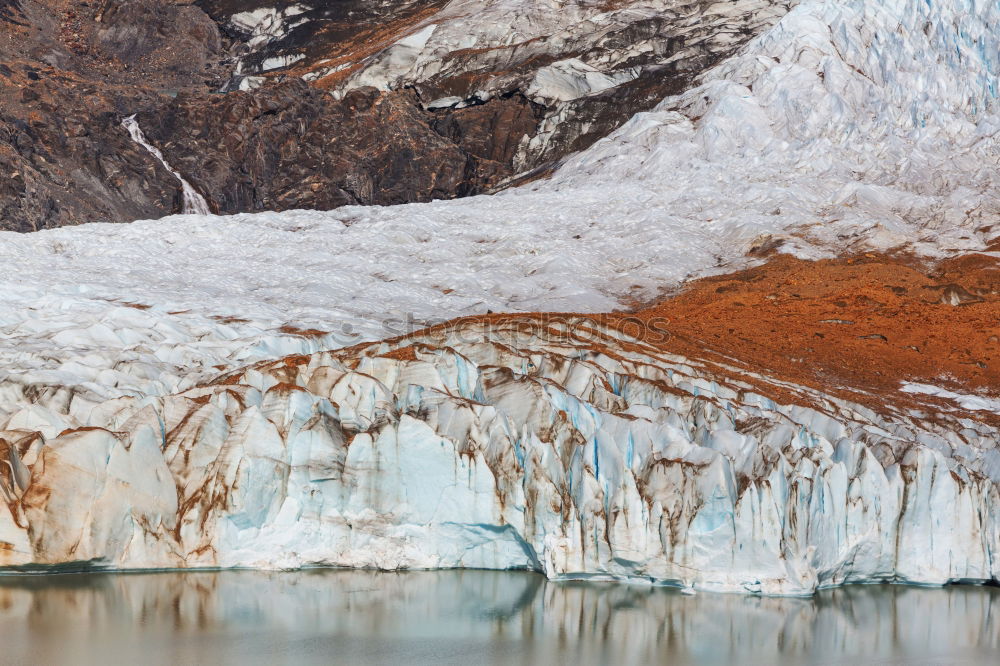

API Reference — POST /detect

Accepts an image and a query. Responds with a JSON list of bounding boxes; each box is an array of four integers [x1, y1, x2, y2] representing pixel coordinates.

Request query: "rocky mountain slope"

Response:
[[198, 0, 792, 170], [0, 0, 226, 230], [0, 0, 789, 228]]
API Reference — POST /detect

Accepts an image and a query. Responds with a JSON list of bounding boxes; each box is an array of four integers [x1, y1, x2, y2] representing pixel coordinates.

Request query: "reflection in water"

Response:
[[0, 570, 996, 665]]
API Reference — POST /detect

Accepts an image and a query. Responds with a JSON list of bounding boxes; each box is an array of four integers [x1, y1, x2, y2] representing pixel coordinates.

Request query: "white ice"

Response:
[[525, 58, 641, 103], [901, 383, 1000, 415], [2, 319, 997, 594]]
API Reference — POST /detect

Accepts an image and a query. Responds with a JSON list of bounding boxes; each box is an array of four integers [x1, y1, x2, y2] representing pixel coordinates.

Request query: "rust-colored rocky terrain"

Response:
[[629, 251, 1000, 420], [397, 249, 1000, 423]]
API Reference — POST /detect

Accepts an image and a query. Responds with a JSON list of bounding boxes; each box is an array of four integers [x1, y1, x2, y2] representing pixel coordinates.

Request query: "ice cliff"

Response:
[[2, 318, 997, 594]]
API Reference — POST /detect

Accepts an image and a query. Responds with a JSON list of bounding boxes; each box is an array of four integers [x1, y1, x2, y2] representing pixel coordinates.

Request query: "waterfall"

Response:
[[121, 115, 211, 216]]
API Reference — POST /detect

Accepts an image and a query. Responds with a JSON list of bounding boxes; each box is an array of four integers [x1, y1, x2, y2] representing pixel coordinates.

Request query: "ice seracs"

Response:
[[901, 383, 1000, 416], [2, 318, 997, 594], [525, 59, 641, 104]]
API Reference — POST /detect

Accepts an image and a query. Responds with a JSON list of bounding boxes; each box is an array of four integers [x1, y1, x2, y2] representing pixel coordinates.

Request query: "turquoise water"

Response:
[[0, 570, 996, 665]]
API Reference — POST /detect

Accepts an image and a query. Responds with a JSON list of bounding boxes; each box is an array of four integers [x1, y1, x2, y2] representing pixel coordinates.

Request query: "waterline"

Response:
[[0, 569, 995, 665]]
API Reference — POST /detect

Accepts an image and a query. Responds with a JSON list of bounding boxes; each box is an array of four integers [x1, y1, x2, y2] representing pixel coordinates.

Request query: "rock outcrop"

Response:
[[133, 81, 541, 213]]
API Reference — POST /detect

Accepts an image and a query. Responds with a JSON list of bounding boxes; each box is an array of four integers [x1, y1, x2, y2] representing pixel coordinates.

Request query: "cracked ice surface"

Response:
[[1, 319, 997, 594]]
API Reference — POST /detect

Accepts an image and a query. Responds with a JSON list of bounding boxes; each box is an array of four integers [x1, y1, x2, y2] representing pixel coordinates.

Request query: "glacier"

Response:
[[1, 0, 999, 591], [1, 317, 998, 594]]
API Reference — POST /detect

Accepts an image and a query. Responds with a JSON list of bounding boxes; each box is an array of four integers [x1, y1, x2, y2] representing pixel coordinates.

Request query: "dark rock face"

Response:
[[0, 83, 180, 232], [0, 0, 791, 229], [92, 0, 222, 74], [139, 82, 542, 213]]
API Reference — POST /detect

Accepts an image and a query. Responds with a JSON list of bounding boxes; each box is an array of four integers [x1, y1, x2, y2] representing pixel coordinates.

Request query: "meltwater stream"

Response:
[[0, 570, 995, 666], [121, 115, 211, 215]]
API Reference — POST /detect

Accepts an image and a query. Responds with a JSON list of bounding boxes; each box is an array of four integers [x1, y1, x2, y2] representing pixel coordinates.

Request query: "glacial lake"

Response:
[[0, 569, 996, 665]]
